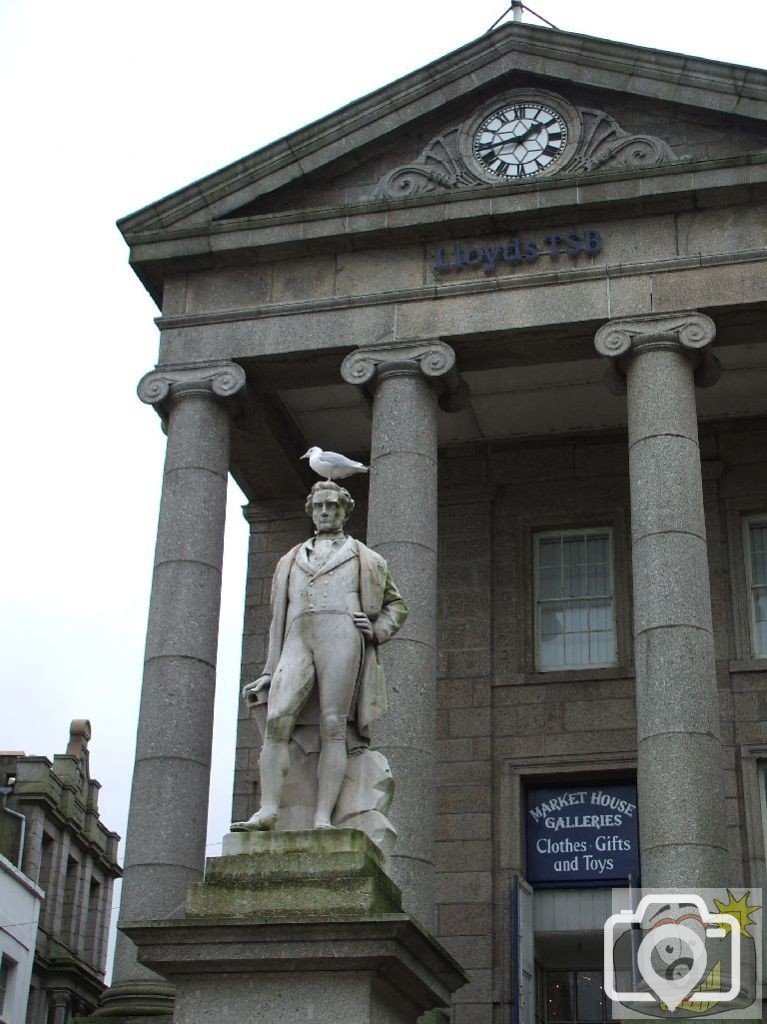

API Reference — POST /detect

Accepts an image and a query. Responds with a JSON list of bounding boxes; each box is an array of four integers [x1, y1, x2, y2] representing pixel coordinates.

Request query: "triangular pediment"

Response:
[[119, 21, 767, 241], [221, 79, 767, 220]]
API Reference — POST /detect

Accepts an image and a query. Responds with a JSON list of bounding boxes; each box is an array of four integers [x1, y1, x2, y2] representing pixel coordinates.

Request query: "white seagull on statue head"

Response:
[[301, 446, 369, 482]]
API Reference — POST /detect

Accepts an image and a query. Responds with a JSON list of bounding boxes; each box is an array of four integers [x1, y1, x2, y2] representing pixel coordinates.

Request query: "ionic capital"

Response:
[[594, 312, 720, 393], [341, 340, 467, 412], [138, 361, 247, 416]]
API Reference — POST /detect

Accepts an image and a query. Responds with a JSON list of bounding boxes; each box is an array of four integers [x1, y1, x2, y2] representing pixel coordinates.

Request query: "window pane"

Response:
[[754, 587, 767, 624], [751, 524, 767, 584], [588, 558, 609, 596], [749, 523, 767, 657], [564, 630, 588, 666], [589, 600, 612, 632], [540, 633, 565, 669], [539, 563, 561, 599], [590, 629, 615, 665], [756, 619, 767, 659], [563, 536, 587, 597], [563, 601, 588, 634], [540, 604, 564, 636], [587, 533, 609, 563], [751, 524, 767, 550], [754, 549, 767, 586], [587, 535, 610, 596], [545, 971, 575, 1022], [576, 971, 604, 1022], [539, 537, 561, 568]]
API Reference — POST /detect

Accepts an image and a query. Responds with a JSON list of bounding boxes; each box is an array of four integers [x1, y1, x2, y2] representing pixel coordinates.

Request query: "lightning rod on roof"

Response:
[[486, 2, 559, 33]]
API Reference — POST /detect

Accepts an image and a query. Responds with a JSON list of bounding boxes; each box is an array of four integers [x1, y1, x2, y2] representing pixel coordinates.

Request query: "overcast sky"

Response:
[[1, 0, 765, 964]]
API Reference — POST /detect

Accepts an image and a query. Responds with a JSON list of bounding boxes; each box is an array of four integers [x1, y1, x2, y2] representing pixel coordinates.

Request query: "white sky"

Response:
[[1, 0, 765, 968]]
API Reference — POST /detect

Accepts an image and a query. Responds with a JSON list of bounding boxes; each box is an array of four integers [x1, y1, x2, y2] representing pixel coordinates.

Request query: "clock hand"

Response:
[[511, 122, 544, 145], [493, 121, 543, 152]]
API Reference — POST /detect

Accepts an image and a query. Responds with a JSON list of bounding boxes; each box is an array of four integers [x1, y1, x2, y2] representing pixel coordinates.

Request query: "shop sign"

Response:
[[526, 783, 639, 888], [433, 228, 602, 273]]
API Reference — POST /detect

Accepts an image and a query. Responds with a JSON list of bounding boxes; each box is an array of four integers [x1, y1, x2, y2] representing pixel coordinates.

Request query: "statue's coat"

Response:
[[262, 538, 407, 736]]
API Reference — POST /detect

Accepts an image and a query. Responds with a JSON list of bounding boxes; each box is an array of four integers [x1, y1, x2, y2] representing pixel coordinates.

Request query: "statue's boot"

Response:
[[230, 808, 278, 832], [312, 817, 337, 829]]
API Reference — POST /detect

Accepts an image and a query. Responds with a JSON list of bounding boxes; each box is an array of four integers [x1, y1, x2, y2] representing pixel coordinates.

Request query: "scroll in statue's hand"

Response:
[[352, 612, 374, 640], [242, 674, 271, 703]]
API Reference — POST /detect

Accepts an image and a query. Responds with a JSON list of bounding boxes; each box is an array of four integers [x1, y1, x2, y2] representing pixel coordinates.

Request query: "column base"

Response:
[[90, 979, 175, 1023], [123, 829, 466, 1024]]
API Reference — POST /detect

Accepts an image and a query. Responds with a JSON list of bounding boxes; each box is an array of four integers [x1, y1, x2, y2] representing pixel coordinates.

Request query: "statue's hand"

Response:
[[352, 612, 374, 640], [242, 674, 271, 702]]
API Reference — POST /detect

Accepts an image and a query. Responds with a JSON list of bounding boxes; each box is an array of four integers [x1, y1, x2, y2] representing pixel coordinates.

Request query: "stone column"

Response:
[[102, 361, 246, 1018], [594, 312, 727, 889], [49, 990, 71, 1024], [341, 340, 464, 930]]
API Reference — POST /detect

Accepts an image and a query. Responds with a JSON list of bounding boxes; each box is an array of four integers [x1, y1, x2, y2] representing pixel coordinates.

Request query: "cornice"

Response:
[[123, 150, 767, 248]]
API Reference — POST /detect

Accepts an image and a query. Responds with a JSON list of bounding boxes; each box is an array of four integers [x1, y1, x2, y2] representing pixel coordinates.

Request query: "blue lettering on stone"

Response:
[[432, 228, 605, 273], [433, 246, 452, 271]]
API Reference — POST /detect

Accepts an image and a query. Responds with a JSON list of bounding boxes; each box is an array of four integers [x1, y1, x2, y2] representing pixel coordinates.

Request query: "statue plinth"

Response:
[[122, 829, 466, 1024], [191, 827, 401, 918]]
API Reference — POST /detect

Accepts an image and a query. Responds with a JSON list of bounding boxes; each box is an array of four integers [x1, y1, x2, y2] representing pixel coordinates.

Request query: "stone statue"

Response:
[[231, 480, 407, 838]]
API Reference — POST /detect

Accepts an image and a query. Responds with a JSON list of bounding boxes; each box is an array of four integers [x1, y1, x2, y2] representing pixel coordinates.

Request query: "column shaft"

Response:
[[596, 314, 726, 890], [367, 365, 439, 929], [107, 367, 242, 1008]]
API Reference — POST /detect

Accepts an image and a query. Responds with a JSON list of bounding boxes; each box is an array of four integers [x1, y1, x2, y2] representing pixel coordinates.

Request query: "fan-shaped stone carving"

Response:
[[376, 104, 679, 199]]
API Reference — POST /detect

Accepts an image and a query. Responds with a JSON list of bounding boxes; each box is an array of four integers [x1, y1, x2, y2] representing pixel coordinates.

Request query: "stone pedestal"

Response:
[[123, 829, 466, 1024]]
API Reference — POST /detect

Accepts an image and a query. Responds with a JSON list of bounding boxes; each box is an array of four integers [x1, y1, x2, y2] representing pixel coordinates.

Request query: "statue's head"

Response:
[[305, 480, 355, 534]]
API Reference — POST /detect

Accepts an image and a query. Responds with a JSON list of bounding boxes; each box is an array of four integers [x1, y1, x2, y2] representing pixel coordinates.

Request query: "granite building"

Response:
[[0, 723, 121, 1024], [108, 21, 767, 1024]]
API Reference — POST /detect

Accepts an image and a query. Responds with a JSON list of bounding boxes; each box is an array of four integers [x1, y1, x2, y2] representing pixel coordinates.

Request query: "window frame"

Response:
[[533, 527, 618, 673], [739, 744, 767, 890], [743, 514, 767, 660], [0, 954, 15, 1022]]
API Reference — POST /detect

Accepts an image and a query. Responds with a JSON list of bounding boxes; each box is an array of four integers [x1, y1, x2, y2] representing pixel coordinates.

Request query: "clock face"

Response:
[[473, 103, 568, 180]]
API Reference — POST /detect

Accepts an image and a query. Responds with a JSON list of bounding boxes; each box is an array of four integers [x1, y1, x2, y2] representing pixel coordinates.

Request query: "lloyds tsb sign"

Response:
[[433, 228, 603, 273], [526, 783, 640, 888]]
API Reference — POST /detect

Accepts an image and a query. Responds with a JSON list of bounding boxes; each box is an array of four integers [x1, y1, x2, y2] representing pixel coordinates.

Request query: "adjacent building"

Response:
[[107, 20, 767, 1023], [0, 847, 43, 1024], [0, 722, 121, 1024]]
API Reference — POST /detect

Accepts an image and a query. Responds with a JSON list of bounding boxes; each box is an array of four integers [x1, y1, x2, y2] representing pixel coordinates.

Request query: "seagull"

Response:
[[301, 446, 369, 481]]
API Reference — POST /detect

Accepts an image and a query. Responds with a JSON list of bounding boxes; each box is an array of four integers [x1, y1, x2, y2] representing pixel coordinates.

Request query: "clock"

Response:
[[474, 103, 567, 179], [462, 91, 579, 184]]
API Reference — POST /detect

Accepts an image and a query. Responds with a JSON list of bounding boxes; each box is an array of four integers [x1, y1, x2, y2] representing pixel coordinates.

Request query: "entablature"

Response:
[[126, 153, 767, 306]]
